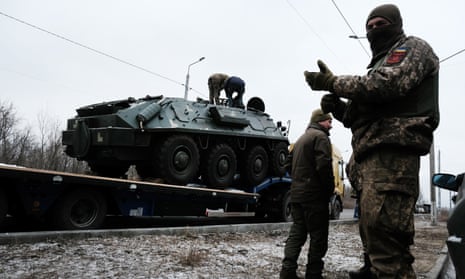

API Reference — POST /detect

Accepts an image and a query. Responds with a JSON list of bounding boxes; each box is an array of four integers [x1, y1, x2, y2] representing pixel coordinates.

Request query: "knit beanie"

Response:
[[310, 109, 332, 124], [366, 4, 402, 26]]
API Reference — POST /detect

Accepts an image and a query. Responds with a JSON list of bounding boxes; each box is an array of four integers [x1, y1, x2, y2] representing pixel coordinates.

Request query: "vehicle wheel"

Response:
[[270, 142, 289, 177], [242, 145, 269, 186], [330, 199, 342, 220], [53, 189, 107, 230], [88, 162, 129, 178], [281, 190, 293, 222], [0, 189, 7, 226], [156, 135, 200, 185], [202, 143, 237, 189]]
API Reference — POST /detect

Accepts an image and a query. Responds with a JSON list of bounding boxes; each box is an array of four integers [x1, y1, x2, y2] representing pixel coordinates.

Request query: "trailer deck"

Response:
[[0, 164, 262, 230]]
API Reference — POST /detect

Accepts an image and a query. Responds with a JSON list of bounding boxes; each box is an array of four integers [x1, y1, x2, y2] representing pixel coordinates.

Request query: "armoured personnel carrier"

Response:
[[62, 95, 289, 189]]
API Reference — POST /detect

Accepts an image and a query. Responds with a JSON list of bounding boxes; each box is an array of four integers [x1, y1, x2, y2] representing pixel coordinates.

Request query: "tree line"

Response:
[[0, 100, 87, 173]]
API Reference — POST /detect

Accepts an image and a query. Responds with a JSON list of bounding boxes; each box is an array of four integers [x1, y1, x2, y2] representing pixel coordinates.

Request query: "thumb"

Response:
[[317, 60, 332, 74]]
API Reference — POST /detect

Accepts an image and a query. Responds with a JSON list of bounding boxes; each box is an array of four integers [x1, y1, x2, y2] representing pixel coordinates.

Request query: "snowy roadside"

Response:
[[0, 219, 447, 279]]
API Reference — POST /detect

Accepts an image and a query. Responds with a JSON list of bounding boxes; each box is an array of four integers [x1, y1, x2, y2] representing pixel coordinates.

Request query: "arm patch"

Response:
[[386, 47, 408, 65]]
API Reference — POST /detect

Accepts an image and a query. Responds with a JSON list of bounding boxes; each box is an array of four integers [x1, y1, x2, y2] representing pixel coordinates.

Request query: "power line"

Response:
[[329, 0, 370, 57], [440, 48, 465, 63], [285, 0, 343, 63], [0, 11, 184, 88]]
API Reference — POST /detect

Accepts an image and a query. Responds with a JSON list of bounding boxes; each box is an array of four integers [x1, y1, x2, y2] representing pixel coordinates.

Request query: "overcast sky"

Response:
[[1, 1, 464, 204]]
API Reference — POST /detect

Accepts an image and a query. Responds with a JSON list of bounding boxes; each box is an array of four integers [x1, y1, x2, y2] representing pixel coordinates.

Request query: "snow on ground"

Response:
[[0, 220, 447, 279]]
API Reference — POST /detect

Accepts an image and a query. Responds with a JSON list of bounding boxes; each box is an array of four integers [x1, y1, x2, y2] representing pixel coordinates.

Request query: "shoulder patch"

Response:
[[386, 47, 408, 65]]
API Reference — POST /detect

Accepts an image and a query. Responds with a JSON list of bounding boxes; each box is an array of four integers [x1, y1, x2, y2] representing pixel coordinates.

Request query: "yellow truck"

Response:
[[330, 144, 345, 219]]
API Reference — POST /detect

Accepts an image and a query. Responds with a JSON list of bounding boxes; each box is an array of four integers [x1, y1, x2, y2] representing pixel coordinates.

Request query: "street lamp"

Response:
[[184, 56, 205, 100], [348, 35, 367, 39], [348, 35, 370, 57]]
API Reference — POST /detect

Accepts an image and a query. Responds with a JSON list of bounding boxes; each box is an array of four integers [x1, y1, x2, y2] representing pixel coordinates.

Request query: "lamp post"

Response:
[[348, 35, 370, 57], [348, 35, 367, 39], [184, 57, 205, 100]]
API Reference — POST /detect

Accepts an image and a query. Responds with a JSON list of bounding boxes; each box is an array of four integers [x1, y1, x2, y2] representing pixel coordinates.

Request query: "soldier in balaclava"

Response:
[[304, 3, 439, 278]]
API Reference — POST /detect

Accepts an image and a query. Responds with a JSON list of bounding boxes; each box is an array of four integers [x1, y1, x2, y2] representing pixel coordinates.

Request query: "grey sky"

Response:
[[1, 1, 464, 204]]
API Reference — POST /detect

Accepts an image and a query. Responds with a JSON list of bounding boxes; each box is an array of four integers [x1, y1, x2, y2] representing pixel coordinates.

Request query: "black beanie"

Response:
[[366, 4, 402, 27]]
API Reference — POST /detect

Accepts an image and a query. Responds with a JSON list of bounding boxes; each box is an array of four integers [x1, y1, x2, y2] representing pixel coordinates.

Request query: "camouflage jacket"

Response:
[[290, 123, 335, 204], [332, 35, 440, 162], [208, 73, 229, 91]]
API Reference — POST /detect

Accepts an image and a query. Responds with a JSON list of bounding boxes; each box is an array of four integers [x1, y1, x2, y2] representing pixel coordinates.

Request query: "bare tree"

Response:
[[0, 100, 87, 173], [0, 100, 34, 166], [30, 110, 88, 173]]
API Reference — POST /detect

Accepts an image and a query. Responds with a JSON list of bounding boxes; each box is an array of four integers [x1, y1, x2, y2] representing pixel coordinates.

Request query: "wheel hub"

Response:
[[253, 158, 263, 173], [217, 157, 230, 176], [70, 200, 97, 227], [173, 150, 190, 171]]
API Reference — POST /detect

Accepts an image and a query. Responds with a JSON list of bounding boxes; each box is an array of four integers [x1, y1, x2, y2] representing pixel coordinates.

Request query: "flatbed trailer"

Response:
[[0, 164, 292, 230]]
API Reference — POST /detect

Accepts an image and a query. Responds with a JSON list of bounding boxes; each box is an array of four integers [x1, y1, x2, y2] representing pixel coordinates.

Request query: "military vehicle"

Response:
[[62, 95, 289, 189]]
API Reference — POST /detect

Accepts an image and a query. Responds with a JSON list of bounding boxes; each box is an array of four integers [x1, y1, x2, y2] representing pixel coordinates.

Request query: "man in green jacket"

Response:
[[280, 109, 335, 279]]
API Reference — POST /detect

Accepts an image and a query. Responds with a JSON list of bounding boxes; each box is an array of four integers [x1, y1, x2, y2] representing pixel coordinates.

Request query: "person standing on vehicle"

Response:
[[304, 4, 439, 278], [224, 76, 246, 108], [280, 109, 335, 279], [208, 73, 229, 105]]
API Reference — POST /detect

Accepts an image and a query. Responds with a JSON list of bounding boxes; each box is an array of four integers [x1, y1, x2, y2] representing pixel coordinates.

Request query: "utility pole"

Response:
[[430, 139, 437, 225], [438, 149, 441, 210], [184, 57, 205, 100]]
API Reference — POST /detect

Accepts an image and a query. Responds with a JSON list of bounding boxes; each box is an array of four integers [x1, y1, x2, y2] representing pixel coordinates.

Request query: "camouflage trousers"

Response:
[[281, 202, 329, 278], [359, 149, 420, 279]]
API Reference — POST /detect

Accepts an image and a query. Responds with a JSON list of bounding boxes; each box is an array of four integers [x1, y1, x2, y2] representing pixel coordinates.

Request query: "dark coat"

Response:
[[289, 123, 335, 205]]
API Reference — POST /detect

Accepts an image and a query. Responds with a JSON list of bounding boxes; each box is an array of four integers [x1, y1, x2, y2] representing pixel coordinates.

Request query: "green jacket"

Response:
[[289, 123, 335, 205]]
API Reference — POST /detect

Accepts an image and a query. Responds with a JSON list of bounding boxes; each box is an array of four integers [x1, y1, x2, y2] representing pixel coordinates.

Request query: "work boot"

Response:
[[349, 253, 373, 279]]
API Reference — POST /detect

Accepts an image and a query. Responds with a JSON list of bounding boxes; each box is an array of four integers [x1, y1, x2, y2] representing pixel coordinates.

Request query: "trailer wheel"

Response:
[[270, 142, 289, 177], [281, 190, 293, 222], [156, 135, 200, 185], [242, 145, 269, 186], [330, 199, 342, 220], [0, 189, 7, 226], [202, 143, 237, 188], [53, 189, 107, 230]]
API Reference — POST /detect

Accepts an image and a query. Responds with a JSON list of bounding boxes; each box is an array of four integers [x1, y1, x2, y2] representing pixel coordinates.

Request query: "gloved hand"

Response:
[[304, 60, 336, 92], [320, 93, 340, 113]]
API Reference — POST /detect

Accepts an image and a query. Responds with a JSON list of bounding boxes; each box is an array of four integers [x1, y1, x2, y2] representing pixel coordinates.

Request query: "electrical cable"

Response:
[[440, 48, 465, 63], [285, 0, 343, 63], [330, 0, 370, 57], [0, 11, 184, 88]]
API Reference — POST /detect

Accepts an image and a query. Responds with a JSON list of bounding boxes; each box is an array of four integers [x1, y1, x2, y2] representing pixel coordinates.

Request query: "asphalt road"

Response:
[[0, 206, 358, 233]]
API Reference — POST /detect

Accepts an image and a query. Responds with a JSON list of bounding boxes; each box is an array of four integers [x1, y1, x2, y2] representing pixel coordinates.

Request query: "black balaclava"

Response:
[[366, 4, 405, 68]]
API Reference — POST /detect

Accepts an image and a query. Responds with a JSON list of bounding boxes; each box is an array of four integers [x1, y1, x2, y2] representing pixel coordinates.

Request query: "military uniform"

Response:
[[280, 110, 335, 279], [305, 3, 440, 277], [332, 34, 439, 279]]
